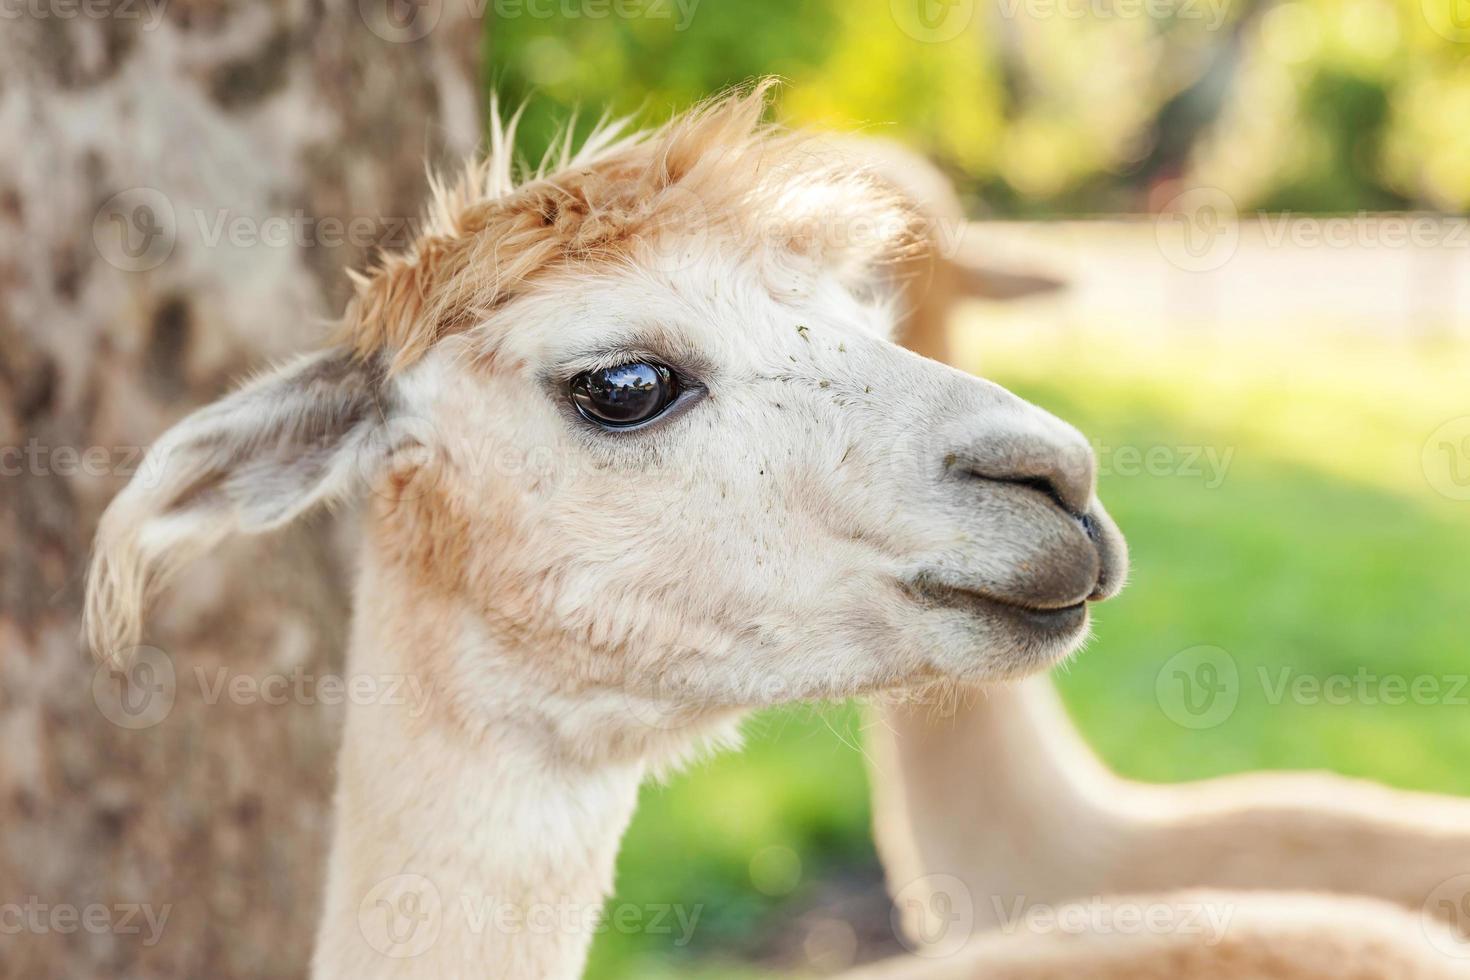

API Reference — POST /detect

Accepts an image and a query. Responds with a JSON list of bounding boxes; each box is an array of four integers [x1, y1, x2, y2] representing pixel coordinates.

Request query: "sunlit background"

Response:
[[493, 0, 1470, 215], [488, 2, 1470, 976]]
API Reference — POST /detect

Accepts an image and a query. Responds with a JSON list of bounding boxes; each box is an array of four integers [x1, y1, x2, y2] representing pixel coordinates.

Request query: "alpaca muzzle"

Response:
[[909, 383, 1129, 633]]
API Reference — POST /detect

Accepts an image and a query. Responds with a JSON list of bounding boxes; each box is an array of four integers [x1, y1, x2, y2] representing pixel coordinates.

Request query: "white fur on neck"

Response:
[[311, 552, 736, 979]]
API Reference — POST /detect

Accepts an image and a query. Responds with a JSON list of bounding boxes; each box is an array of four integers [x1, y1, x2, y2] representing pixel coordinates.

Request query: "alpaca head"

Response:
[[86, 83, 1126, 759]]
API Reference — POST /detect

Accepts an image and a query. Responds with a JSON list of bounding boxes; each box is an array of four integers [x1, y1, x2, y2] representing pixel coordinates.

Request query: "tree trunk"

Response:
[[0, 5, 480, 976]]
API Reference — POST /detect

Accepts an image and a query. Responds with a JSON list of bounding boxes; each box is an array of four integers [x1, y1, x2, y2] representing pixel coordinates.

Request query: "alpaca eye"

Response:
[[569, 361, 679, 428]]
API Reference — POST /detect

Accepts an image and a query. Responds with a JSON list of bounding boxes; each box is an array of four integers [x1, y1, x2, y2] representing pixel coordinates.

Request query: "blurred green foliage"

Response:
[[487, 0, 1470, 215]]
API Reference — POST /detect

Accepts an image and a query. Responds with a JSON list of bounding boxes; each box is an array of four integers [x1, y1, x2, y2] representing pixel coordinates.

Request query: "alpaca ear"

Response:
[[85, 349, 395, 662]]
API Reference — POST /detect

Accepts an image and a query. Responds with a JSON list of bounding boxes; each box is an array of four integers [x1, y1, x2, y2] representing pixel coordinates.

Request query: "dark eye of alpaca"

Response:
[[569, 361, 679, 428]]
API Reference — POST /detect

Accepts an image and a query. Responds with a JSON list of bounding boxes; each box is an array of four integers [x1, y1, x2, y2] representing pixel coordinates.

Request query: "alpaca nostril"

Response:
[[944, 438, 1094, 518], [949, 458, 1077, 518], [1082, 506, 1127, 602], [1013, 475, 1073, 518]]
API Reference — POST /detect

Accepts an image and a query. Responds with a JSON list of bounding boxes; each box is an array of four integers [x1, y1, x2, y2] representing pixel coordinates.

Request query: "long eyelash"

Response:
[[556, 328, 715, 383], [567, 347, 670, 376]]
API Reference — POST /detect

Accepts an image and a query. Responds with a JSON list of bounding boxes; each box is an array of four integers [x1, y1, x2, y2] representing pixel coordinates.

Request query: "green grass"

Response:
[[587, 324, 1470, 978], [586, 704, 866, 979]]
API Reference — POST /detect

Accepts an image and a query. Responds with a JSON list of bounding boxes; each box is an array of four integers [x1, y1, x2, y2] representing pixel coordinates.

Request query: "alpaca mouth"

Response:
[[904, 578, 1091, 635]]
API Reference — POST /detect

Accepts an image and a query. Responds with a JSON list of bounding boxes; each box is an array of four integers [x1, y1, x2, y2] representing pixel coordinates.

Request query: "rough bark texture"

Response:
[[0, 3, 480, 976]]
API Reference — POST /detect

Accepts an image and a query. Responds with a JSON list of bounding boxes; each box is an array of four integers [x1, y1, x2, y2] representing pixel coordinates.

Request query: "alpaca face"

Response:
[[85, 89, 1125, 756], [85, 244, 1125, 755], [370, 238, 1126, 739]]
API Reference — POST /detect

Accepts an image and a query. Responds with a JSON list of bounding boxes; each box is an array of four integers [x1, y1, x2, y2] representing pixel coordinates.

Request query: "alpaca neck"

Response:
[[872, 678, 1136, 933], [311, 556, 654, 980]]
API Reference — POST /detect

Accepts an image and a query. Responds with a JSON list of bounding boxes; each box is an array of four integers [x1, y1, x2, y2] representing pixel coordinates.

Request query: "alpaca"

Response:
[[870, 678, 1470, 944], [85, 83, 1125, 977], [863, 142, 1470, 944], [84, 85, 1464, 979], [843, 889, 1470, 980]]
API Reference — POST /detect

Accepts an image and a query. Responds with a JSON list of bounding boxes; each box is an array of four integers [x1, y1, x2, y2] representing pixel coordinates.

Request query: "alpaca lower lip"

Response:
[[905, 580, 1090, 634]]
